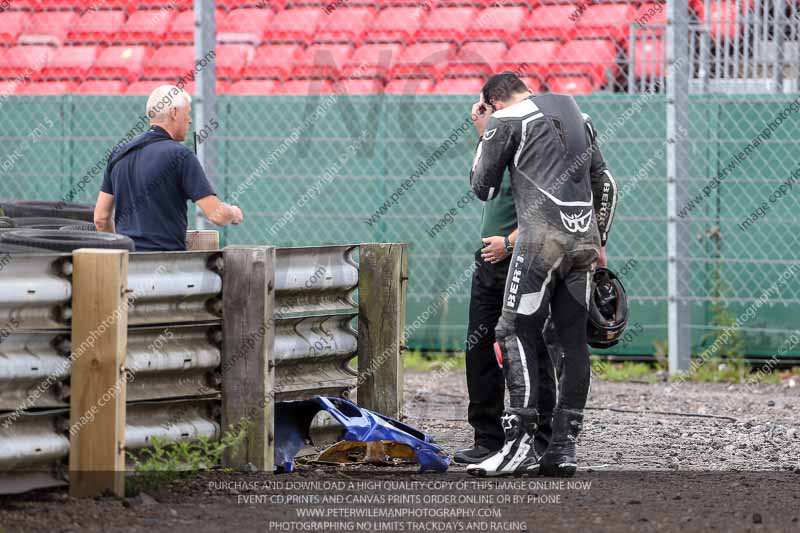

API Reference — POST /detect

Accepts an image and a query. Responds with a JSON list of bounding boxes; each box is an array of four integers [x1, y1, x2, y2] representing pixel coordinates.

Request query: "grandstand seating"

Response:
[[67, 10, 126, 43], [0, 0, 754, 95], [117, 9, 177, 44], [312, 7, 375, 45], [365, 7, 427, 44], [293, 43, 354, 78], [88, 45, 150, 82], [0, 12, 28, 46], [40, 44, 98, 79]]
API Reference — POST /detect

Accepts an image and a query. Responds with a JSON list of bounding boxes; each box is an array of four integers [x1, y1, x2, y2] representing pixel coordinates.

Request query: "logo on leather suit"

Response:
[[559, 210, 592, 233]]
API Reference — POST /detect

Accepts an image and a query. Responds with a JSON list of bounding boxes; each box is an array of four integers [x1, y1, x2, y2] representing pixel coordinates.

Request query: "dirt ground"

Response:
[[1, 370, 799, 533]]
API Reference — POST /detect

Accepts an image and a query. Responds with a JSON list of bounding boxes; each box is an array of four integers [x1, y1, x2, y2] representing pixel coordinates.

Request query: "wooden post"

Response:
[[221, 246, 275, 471], [357, 243, 408, 418], [186, 230, 220, 251], [69, 249, 129, 498]]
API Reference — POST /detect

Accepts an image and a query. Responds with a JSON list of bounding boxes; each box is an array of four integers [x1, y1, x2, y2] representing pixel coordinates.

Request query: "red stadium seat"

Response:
[[117, 8, 178, 44], [169, 9, 224, 44], [218, 8, 273, 44], [336, 77, 384, 94], [226, 79, 279, 95], [19, 11, 76, 46], [241, 44, 303, 80], [433, 77, 484, 95], [694, 1, 742, 41], [417, 7, 475, 43], [0, 12, 28, 46], [265, 8, 324, 43], [67, 9, 126, 43], [365, 7, 427, 44], [0, 80, 18, 97], [215, 44, 255, 79], [37, 0, 135, 10], [292, 44, 354, 78], [312, 7, 375, 44], [89, 45, 151, 82], [500, 40, 561, 81], [135, 0, 193, 10], [342, 43, 403, 79], [519, 76, 544, 93], [552, 39, 618, 88], [575, 4, 637, 42], [17, 81, 77, 95], [0, 45, 53, 78], [466, 6, 528, 46], [633, 38, 664, 79], [278, 79, 336, 95], [74, 79, 128, 94], [40, 45, 99, 80], [634, 3, 667, 27], [384, 77, 433, 94], [126, 79, 196, 95], [547, 75, 593, 94], [444, 41, 507, 79], [389, 42, 455, 79], [142, 45, 194, 79], [523, 5, 577, 41]]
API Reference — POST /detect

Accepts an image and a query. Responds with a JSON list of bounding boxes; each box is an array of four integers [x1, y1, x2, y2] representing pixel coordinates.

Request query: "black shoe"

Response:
[[453, 444, 500, 464], [539, 407, 584, 478]]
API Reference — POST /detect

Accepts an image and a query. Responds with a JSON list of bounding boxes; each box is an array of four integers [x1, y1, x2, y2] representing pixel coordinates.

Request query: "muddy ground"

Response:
[[1, 371, 799, 533]]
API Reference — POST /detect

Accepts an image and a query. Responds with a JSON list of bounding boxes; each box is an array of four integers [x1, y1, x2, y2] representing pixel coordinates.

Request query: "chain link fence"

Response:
[[0, 0, 798, 362]]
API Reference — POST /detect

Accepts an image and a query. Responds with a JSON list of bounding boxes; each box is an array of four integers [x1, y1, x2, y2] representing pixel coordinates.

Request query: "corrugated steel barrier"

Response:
[[0, 242, 407, 496]]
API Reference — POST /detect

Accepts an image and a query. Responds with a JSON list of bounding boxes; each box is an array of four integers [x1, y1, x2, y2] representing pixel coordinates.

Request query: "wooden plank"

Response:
[[186, 230, 220, 251], [357, 243, 408, 418], [221, 246, 275, 471], [69, 249, 129, 498]]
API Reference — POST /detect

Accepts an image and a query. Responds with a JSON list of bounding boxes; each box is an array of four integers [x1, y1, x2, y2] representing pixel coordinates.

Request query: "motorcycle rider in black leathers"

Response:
[[466, 72, 618, 477]]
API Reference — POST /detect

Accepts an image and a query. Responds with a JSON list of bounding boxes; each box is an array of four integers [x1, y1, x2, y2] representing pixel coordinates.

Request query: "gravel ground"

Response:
[[1, 371, 799, 533]]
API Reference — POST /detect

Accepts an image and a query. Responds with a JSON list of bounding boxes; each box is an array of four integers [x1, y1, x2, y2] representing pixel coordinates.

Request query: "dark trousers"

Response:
[[465, 250, 558, 450]]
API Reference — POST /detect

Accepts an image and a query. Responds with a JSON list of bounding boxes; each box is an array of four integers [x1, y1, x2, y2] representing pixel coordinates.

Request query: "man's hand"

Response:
[[481, 236, 510, 264], [231, 205, 243, 225], [471, 101, 491, 137], [597, 246, 607, 267]]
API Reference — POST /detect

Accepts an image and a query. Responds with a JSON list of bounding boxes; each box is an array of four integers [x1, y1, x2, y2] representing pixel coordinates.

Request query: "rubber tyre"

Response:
[[0, 229, 135, 252], [59, 223, 97, 232], [0, 243, 52, 254], [0, 201, 94, 222], [12, 217, 88, 229]]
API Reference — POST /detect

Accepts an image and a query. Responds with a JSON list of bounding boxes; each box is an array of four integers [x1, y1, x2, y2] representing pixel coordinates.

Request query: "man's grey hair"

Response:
[[146, 85, 191, 122]]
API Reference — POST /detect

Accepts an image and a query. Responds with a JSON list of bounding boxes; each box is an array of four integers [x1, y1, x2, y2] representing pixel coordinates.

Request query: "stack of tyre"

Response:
[[0, 200, 134, 254]]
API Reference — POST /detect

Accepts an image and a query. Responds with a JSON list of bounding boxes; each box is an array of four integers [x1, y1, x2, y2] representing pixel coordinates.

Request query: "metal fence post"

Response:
[[667, 0, 692, 374], [194, 0, 217, 231], [221, 246, 276, 471], [69, 249, 130, 498], [357, 243, 408, 418]]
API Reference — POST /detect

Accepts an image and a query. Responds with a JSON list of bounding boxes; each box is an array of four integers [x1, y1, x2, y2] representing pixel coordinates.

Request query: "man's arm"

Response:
[[470, 117, 516, 201], [196, 195, 243, 226], [94, 191, 115, 233], [585, 115, 618, 248], [180, 150, 244, 226]]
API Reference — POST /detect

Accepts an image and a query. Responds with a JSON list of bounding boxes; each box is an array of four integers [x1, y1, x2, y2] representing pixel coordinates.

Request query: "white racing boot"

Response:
[[466, 408, 539, 477]]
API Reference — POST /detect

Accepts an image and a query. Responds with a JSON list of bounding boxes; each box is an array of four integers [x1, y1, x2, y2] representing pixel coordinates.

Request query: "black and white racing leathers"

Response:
[[469, 93, 618, 413]]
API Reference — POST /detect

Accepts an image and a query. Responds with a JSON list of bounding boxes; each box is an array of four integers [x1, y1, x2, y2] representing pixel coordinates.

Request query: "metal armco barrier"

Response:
[[0, 252, 71, 330], [0, 241, 408, 497], [127, 251, 223, 326]]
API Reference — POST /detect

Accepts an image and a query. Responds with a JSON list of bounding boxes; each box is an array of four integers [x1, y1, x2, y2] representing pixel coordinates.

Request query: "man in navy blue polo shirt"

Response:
[[94, 85, 243, 251]]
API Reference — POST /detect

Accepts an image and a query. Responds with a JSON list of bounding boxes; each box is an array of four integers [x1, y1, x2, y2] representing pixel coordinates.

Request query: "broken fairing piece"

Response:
[[274, 396, 450, 473]]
